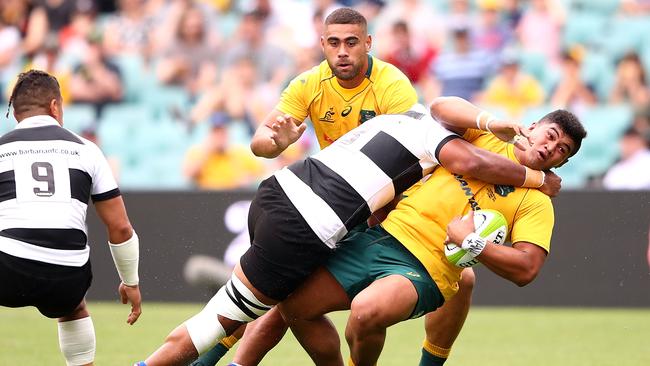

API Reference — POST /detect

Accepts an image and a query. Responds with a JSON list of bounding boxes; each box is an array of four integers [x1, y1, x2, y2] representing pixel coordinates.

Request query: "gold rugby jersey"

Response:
[[277, 56, 417, 148], [382, 129, 554, 300]]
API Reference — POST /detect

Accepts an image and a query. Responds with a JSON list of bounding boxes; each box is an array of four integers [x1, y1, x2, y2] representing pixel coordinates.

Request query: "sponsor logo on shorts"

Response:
[[411, 310, 425, 319], [405, 271, 421, 278]]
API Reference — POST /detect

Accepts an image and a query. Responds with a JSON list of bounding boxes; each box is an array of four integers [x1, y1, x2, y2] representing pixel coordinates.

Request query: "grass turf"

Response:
[[1, 303, 649, 365]]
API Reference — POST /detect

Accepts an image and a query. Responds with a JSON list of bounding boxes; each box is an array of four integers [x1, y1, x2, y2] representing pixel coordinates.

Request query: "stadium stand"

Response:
[[2, 0, 649, 190]]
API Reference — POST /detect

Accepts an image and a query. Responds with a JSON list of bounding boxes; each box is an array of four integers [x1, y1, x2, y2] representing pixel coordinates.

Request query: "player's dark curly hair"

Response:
[[325, 7, 367, 31], [539, 109, 587, 157], [6, 69, 62, 119]]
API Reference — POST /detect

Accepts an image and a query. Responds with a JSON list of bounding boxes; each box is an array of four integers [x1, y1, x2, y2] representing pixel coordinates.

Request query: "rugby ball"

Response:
[[445, 209, 508, 268]]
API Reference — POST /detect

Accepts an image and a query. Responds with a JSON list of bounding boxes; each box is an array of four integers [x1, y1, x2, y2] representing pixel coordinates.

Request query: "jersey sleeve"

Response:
[[427, 121, 461, 164], [379, 78, 418, 114], [276, 69, 313, 122], [84, 139, 120, 202], [462, 128, 488, 143], [510, 191, 554, 253]]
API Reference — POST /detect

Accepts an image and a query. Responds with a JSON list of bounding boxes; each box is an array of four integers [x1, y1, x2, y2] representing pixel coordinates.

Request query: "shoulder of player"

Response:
[[72, 132, 98, 149], [517, 187, 553, 210], [369, 56, 411, 84], [284, 63, 327, 87]]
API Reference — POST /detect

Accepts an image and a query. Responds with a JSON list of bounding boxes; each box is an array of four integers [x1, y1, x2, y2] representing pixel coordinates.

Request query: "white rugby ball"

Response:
[[445, 209, 508, 268]]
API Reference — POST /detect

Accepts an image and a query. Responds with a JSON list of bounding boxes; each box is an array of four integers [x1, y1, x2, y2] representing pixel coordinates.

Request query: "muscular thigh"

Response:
[[278, 267, 350, 323]]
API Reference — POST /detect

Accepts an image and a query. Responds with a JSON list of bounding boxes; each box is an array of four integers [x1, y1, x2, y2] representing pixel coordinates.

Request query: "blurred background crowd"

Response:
[[1, 0, 649, 191]]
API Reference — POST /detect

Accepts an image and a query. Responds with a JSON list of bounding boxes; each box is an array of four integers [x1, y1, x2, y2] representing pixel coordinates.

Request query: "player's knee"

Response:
[[458, 268, 476, 293], [348, 298, 383, 334], [277, 301, 306, 326], [58, 317, 95, 366], [261, 310, 289, 335], [186, 276, 273, 354]]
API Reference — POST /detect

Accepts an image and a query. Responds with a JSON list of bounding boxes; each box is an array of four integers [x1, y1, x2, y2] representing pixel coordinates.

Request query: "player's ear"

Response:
[[50, 98, 63, 126], [366, 34, 372, 52]]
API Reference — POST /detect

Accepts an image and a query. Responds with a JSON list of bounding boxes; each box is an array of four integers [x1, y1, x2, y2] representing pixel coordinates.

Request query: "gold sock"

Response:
[[220, 334, 240, 349], [422, 339, 451, 359]]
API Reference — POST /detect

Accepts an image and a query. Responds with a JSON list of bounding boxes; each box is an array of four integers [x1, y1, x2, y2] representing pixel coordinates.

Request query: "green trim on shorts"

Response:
[[328, 226, 444, 318]]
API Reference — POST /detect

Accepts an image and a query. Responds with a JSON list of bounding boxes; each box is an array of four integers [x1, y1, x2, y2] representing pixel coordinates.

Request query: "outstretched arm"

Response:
[[250, 109, 306, 158], [446, 211, 547, 286]]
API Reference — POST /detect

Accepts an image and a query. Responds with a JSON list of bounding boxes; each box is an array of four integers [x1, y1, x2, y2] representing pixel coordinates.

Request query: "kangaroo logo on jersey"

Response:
[[341, 106, 352, 117], [494, 185, 515, 197], [319, 107, 336, 123], [359, 110, 376, 123]]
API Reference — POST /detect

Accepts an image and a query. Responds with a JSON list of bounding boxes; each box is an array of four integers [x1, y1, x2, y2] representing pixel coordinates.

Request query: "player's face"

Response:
[[321, 23, 371, 85], [522, 122, 575, 170]]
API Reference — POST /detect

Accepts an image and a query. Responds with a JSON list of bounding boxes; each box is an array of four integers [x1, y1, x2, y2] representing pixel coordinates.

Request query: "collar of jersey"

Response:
[[16, 115, 60, 129], [506, 143, 521, 164]]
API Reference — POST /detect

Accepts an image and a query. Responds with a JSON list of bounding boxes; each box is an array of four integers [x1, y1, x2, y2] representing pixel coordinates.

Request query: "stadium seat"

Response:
[[141, 84, 191, 120], [62, 104, 96, 134], [574, 104, 631, 176], [582, 104, 633, 138], [521, 104, 555, 125], [97, 104, 154, 162], [519, 51, 550, 88], [580, 51, 615, 101], [554, 158, 588, 189], [563, 12, 607, 48], [597, 18, 647, 63], [112, 54, 153, 104], [569, 0, 621, 16], [0, 104, 16, 135]]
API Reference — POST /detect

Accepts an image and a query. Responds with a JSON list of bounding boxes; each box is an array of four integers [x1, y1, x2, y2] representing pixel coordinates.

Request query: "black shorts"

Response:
[[240, 176, 332, 301], [0, 250, 92, 318]]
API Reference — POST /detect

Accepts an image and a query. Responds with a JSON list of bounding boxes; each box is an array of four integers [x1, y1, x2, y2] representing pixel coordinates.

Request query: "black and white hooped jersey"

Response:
[[0, 115, 120, 267], [273, 105, 459, 248]]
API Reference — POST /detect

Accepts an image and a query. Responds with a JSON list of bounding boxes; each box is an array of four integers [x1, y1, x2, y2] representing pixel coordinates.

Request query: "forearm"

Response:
[[468, 151, 543, 188], [429, 96, 490, 133], [477, 243, 545, 287], [250, 126, 284, 158], [441, 140, 543, 188]]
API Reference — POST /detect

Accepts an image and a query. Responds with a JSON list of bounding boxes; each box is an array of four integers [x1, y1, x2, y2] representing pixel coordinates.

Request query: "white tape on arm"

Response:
[[109, 232, 139, 286]]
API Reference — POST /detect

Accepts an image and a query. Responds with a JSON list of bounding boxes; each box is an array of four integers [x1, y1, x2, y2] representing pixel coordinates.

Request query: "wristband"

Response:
[[475, 111, 496, 131], [485, 116, 496, 134], [460, 232, 487, 258], [109, 232, 139, 286], [475, 111, 488, 130], [522, 167, 545, 188]]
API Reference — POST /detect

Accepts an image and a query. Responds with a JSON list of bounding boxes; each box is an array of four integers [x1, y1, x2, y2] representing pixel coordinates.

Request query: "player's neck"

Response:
[[512, 148, 528, 167], [336, 73, 365, 89]]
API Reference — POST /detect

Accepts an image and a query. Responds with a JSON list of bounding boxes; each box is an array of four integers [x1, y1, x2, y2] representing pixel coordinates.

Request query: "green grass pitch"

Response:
[[2, 303, 649, 365]]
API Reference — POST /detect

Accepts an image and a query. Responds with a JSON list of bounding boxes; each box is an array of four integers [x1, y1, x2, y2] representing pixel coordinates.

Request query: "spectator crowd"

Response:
[[1, 0, 650, 190]]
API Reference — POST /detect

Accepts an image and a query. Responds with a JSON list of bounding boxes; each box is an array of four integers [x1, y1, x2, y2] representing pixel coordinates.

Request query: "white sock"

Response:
[[58, 317, 96, 366]]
